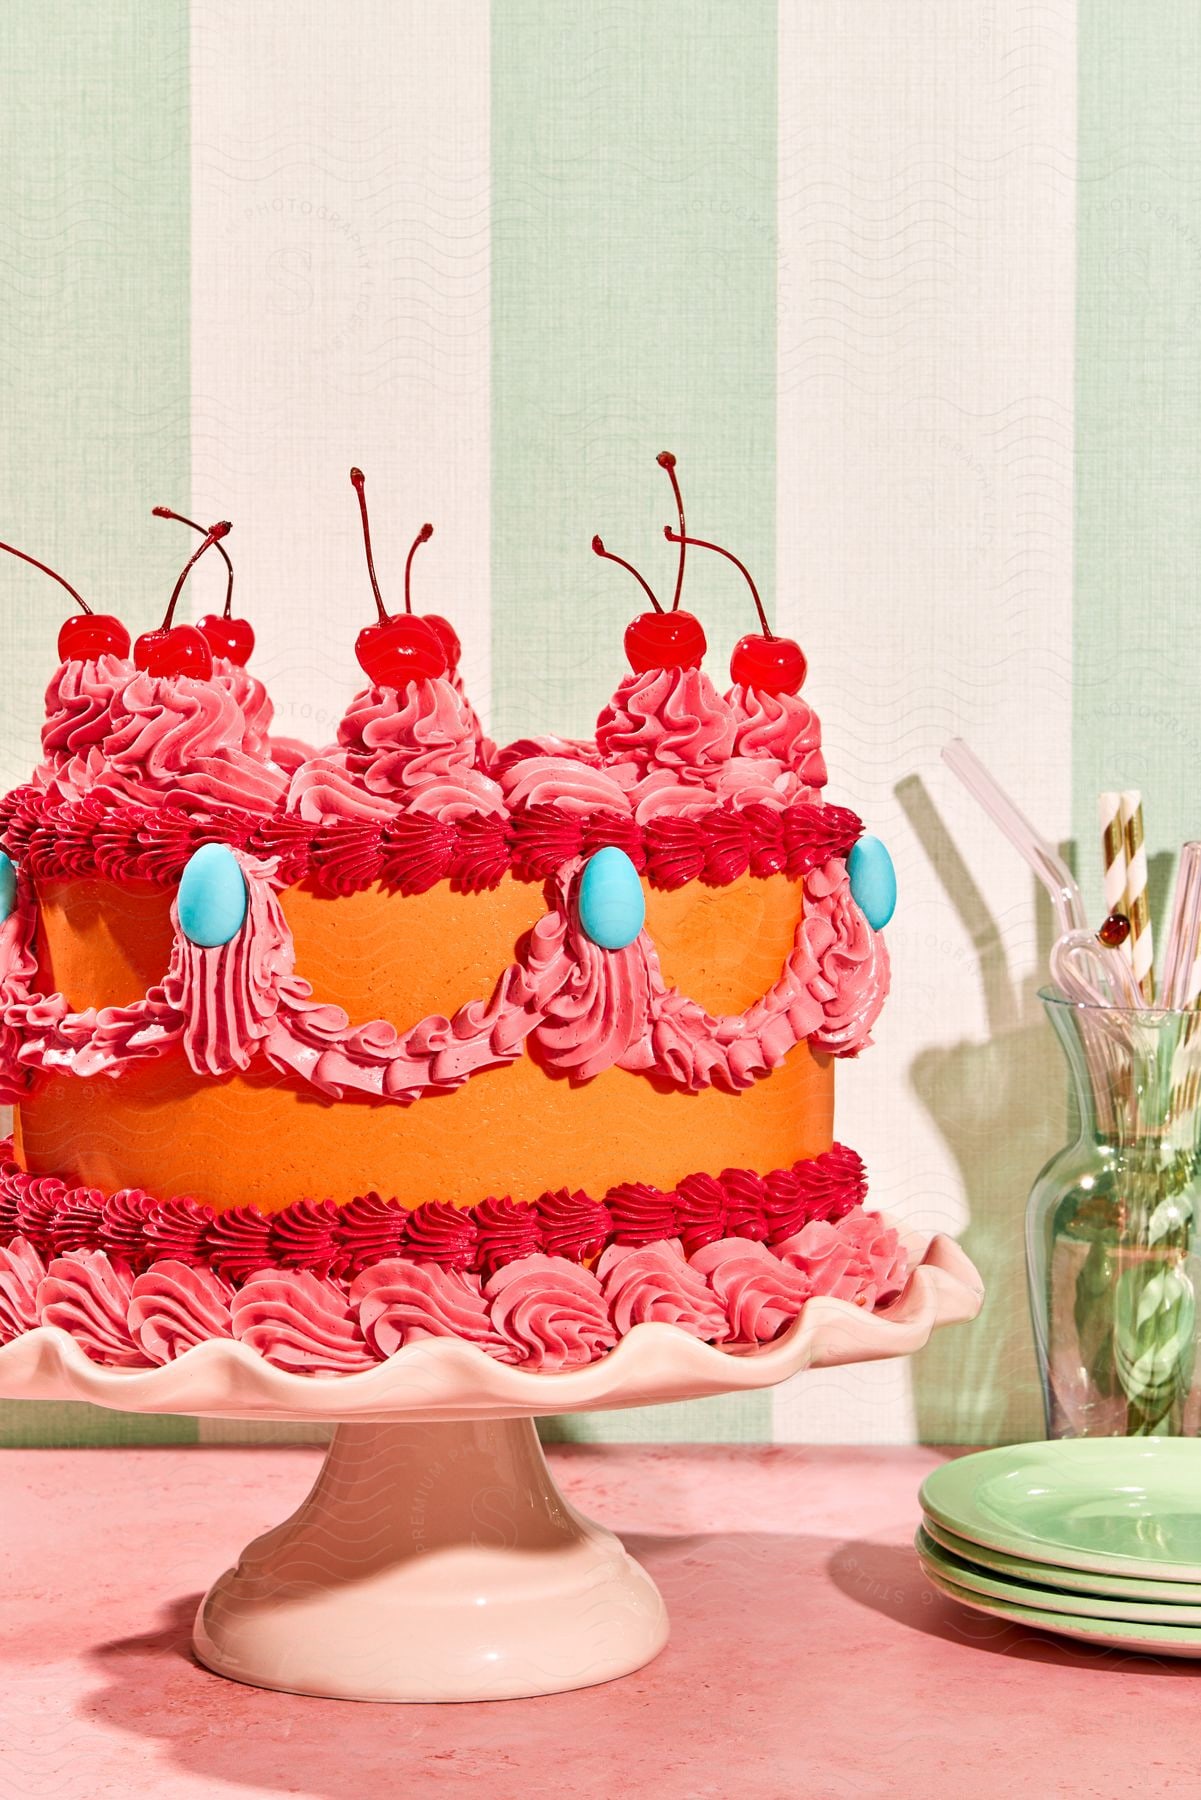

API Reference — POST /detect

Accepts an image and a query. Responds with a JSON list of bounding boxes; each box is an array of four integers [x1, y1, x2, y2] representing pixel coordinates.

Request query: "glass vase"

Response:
[[1026, 992, 1201, 1438]]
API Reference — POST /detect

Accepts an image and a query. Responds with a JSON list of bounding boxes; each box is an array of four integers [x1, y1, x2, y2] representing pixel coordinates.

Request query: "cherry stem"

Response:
[[350, 466, 390, 624], [664, 528, 772, 638], [404, 523, 434, 615], [591, 535, 662, 612], [152, 506, 235, 616], [0, 540, 91, 613], [657, 452, 686, 611], [162, 521, 232, 629]]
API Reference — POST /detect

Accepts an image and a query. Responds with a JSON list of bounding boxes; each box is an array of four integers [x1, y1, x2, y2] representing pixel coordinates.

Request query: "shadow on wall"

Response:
[[897, 775, 1062, 1447]]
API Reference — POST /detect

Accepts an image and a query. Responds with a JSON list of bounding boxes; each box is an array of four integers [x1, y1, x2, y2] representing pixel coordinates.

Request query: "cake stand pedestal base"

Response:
[[0, 1229, 984, 1701], [192, 1416, 669, 1702]]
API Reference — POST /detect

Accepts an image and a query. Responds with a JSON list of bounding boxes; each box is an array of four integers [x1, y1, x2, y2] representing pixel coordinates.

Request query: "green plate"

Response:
[[916, 1527, 1201, 1625], [921, 1516, 1201, 1603], [920, 1440, 1201, 1581], [922, 1561, 1201, 1659]]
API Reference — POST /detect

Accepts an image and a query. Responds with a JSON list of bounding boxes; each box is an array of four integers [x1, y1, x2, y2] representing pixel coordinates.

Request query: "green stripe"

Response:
[[1074, 4, 1201, 922], [491, 0, 778, 744], [0, 0, 193, 1446], [492, 0, 777, 1442], [0, 1401, 195, 1449]]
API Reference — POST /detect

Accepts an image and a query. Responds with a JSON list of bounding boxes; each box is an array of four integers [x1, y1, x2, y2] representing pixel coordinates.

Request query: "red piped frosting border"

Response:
[[0, 785, 863, 895], [0, 1139, 866, 1282], [0, 1141, 911, 1373]]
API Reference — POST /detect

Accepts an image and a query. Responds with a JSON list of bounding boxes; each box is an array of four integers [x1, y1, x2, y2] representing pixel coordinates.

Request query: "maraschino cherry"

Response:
[[134, 520, 232, 679], [152, 506, 254, 665], [425, 612, 462, 675], [665, 527, 807, 696], [0, 539, 131, 662], [591, 537, 707, 672], [592, 451, 707, 673], [349, 468, 447, 686]]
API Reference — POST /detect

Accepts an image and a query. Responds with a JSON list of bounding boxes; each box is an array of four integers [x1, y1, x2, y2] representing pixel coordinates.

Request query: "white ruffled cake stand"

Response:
[[0, 1225, 981, 1703]]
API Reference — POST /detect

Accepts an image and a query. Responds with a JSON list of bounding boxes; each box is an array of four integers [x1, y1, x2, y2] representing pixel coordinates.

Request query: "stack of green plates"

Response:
[[917, 1439, 1201, 1656]]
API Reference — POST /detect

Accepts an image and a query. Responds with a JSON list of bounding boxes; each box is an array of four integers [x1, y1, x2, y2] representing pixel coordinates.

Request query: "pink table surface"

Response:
[[0, 1442, 1196, 1800]]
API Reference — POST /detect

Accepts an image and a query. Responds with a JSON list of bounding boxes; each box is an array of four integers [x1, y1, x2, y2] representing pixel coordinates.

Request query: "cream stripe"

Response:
[[189, 0, 492, 752], [188, 0, 490, 1442], [773, 0, 1077, 1447]]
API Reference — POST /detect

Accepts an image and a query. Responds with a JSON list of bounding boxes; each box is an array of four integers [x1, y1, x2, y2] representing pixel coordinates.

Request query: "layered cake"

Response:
[[0, 462, 900, 1374]]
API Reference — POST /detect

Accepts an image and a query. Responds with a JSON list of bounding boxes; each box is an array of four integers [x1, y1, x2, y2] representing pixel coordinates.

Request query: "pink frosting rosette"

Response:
[[688, 1238, 813, 1345], [591, 667, 826, 819], [596, 667, 736, 777], [267, 735, 317, 776], [498, 754, 632, 818], [285, 751, 399, 824], [230, 1270, 376, 1373], [36, 1249, 148, 1366], [289, 679, 505, 824], [448, 668, 494, 768], [725, 683, 827, 793], [0, 1235, 45, 1342], [616, 767, 719, 824], [37, 662, 287, 814], [34, 655, 136, 795], [709, 757, 809, 812], [775, 1210, 907, 1310], [213, 658, 275, 760], [484, 1253, 616, 1370], [127, 1261, 234, 1363], [489, 734, 603, 779], [597, 1238, 727, 1340], [351, 1257, 513, 1360]]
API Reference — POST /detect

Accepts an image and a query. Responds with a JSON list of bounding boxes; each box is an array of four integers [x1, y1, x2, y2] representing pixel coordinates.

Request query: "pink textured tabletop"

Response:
[[1, 1442, 1197, 1799]]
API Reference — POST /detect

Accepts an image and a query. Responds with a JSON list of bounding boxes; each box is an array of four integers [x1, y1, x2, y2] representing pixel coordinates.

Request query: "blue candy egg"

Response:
[[178, 843, 248, 948], [578, 846, 646, 950], [0, 850, 15, 923], [848, 835, 896, 929]]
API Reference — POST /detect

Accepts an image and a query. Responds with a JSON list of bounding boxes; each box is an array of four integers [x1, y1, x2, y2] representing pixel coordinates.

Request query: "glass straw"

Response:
[[941, 739, 1088, 937], [1160, 843, 1201, 1011], [1160, 845, 1201, 1154], [1049, 930, 1145, 1012], [942, 738, 1117, 1131]]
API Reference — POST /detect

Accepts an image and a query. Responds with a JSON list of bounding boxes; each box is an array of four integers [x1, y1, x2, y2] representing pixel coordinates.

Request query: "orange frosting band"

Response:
[[17, 872, 834, 1213]]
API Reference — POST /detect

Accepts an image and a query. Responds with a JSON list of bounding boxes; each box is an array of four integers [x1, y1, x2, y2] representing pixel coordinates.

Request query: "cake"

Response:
[[0, 460, 900, 1375]]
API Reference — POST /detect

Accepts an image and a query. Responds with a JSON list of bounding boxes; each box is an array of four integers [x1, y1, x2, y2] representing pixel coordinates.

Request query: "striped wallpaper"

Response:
[[0, 1, 1197, 1446]]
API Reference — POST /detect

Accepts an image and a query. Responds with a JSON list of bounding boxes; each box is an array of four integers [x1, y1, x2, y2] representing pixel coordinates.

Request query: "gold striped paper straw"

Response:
[[1099, 791, 1132, 963], [1120, 789, 1154, 1001]]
